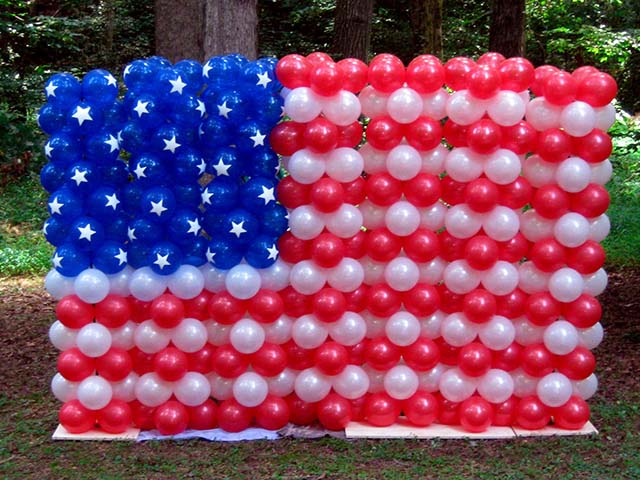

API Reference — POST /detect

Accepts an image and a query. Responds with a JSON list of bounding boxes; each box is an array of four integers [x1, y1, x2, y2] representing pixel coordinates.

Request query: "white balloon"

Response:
[[233, 372, 268, 408], [384, 257, 419, 292], [284, 87, 323, 122], [292, 314, 328, 349], [483, 206, 520, 242], [200, 264, 227, 293], [513, 316, 545, 345], [525, 96, 562, 131], [108, 266, 132, 297], [446, 90, 486, 125], [418, 364, 449, 392], [134, 319, 172, 354], [325, 204, 363, 238], [49, 320, 77, 350], [578, 322, 604, 349], [326, 147, 364, 182], [77, 375, 113, 410], [287, 149, 326, 184], [444, 259, 481, 294], [441, 312, 478, 346], [444, 204, 483, 239], [590, 159, 613, 185], [420, 144, 448, 175], [520, 209, 555, 242], [327, 257, 364, 292], [518, 261, 551, 294], [74, 268, 109, 304], [259, 259, 291, 292], [363, 365, 386, 393], [478, 369, 514, 403], [479, 315, 515, 350], [384, 365, 419, 400], [387, 87, 423, 124], [294, 368, 331, 403], [445, 147, 484, 182], [172, 317, 207, 353], [360, 143, 388, 174], [589, 214, 610, 242], [583, 268, 608, 296], [362, 256, 386, 285], [289, 205, 325, 240], [290, 260, 327, 294], [522, 154, 557, 188], [110, 321, 136, 350], [543, 320, 579, 355], [420, 201, 447, 231], [230, 318, 265, 354], [364, 312, 386, 338], [560, 101, 596, 137], [537, 372, 573, 407], [386, 144, 422, 180], [421, 88, 449, 119], [111, 372, 138, 402], [333, 365, 370, 399], [385, 201, 421, 236], [511, 368, 539, 398], [329, 311, 367, 346], [418, 257, 447, 284], [572, 373, 598, 400], [594, 103, 616, 131], [420, 311, 444, 339], [322, 90, 362, 126], [439, 367, 477, 402], [554, 212, 590, 248], [548, 267, 584, 302], [264, 315, 293, 344], [51, 373, 78, 402], [482, 261, 519, 296], [167, 265, 204, 300], [208, 373, 234, 400], [267, 368, 297, 397], [360, 200, 387, 229], [174, 371, 211, 406], [205, 320, 231, 346], [45, 269, 75, 299], [484, 149, 522, 185], [225, 264, 261, 300], [76, 323, 112, 357], [129, 267, 167, 302], [359, 85, 389, 119], [385, 311, 421, 346], [555, 157, 591, 193], [487, 90, 526, 126]]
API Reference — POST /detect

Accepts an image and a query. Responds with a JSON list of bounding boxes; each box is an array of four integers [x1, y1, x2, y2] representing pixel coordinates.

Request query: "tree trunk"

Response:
[[155, 0, 205, 62], [489, 0, 525, 58], [203, 0, 258, 60], [410, 0, 443, 59], [332, 0, 374, 61]]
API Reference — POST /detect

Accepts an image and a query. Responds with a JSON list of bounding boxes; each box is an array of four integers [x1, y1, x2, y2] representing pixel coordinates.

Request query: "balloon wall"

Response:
[[41, 52, 614, 436]]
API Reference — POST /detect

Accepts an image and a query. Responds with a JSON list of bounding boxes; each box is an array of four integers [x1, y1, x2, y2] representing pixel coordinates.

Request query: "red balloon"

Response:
[[499, 176, 533, 209], [286, 393, 317, 425], [311, 232, 345, 268], [336, 121, 364, 148], [437, 285, 465, 314], [304, 117, 339, 153], [404, 116, 443, 151], [154, 347, 188, 381], [344, 285, 369, 312], [463, 289, 496, 324], [469, 65, 501, 99], [313, 288, 347, 323], [150, 294, 184, 329], [57, 348, 95, 382], [314, 341, 349, 375], [59, 400, 95, 433], [570, 183, 610, 218], [444, 57, 476, 91], [543, 71, 577, 105], [130, 299, 151, 323], [95, 295, 131, 328], [571, 66, 600, 84], [552, 396, 590, 429], [56, 295, 94, 329], [350, 396, 367, 421], [211, 345, 249, 378], [365, 337, 401, 371], [404, 231, 439, 266], [468, 119, 502, 154], [436, 393, 460, 424], [255, 395, 290, 430], [251, 342, 287, 377], [280, 286, 313, 317], [501, 121, 538, 155], [530, 238, 567, 272], [310, 176, 344, 212], [364, 392, 401, 426], [278, 231, 311, 264], [337, 58, 369, 93], [403, 391, 438, 426], [317, 393, 352, 430], [498, 233, 530, 263], [438, 230, 467, 261], [478, 52, 506, 69], [366, 228, 402, 262], [343, 230, 367, 259], [208, 292, 246, 325], [576, 72, 617, 107], [556, 346, 596, 380], [521, 344, 554, 377], [492, 396, 518, 426], [217, 399, 253, 432], [276, 54, 311, 89], [306, 51, 333, 65], [282, 341, 316, 370], [563, 294, 601, 328], [525, 292, 561, 326], [184, 291, 211, 320], [270, 121, 305, 157], [129, 347, 154, 375], [96, 347, 132, 382], [532, 185, 570, 219], [130, 400, 155, 430], [310, 61, 344, 97], [492, 342, 523, 371], [154, 400, 189, 435], [187, 343, 216, 374], [406, 56, 445, 93], [365, 173, 403, 206], [573, 129, 612, 163], [464, 235, 499, 270], [566, 240, 605, 274], [97, 399, 132, 434], [342, 177, 366, 204], [495, 288, 527, 318], [188, 399, 218, 430], [276, 175, 311, 209], [435, 337, 461, 366], [402, 337, 440, 371], [366, 283, 401, 317], [403, 283, 440, 317], [459, 396, 493, 432], [366, 116, 403, 150], [443, 119, 469, 147], [465, 178, 500, 213], [515, 396, 550, 429], [368, 55, 405, 93], [404, 173, 441, 207], [499, 57, 535, 92], [248, 289, 284, 323], [347, 341, 367, 365], [537, 128, 572, 163], [531, 65, 560, 97], [458, 342, 493, 377]]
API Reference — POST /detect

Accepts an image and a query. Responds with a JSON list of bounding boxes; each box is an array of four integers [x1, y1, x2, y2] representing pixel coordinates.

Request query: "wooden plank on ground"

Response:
[[512, 421, 598, 437], [345, 421, 517, 439], [52, 424, 140, 441]]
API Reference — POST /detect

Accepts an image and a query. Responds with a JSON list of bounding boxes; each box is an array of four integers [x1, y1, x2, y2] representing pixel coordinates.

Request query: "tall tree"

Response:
[[332, 0, 374, 61], [410, 0, 443, 58], [489, 0, 525, 57]]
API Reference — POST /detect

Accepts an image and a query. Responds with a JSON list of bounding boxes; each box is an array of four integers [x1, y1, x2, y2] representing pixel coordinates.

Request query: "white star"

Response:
[[52, 252, 63, 269], [105, 193, 120, 210], [257, 186, 275, 205], [117, 130, 123, 143], [197, 158, 207, 175], [114, 248, 128, 265], [196, 100, 206, 117], [280, 105, 286, 118], [201, 188, 213, 205], [70, 169, 88, 186], [78, 223, 97, 241], [217, 101, 233, 118], [133, 164, 147, 179], [162, 135, 181, 153], [153, 253, 171, 270], [213, 159, 231, 176], [149, 199, 168, 216], [256, 72, 272, 88], [249, 130, 266, 147], [45, 82, 58, 97], [198, 124, 205, 137], [104, 134, 119, 152], [72, 105, 93, 126], [44, 142, 53, 158], [123, 64, 132, 77], [202, 62, 213, 78], [229, 220, 247, 238], [186, 218, 201, 236], [104, 73, 117, 86], [42, 220, 49, 235], [266, 244, 279, 260], [169, 75, 187, 94], [133, 100, 149, 117], [48, 197, 64, 215], [127, 227, 137, 241], [206, 248, 216, 263]]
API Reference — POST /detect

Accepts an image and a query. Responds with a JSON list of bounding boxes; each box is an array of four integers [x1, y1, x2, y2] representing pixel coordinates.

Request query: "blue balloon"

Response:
[[123, 59, 155, 93], [172, 182, 202, 207], [173, 148, 205, 180], [98, 160, 129, 187], [235, 119, 270, 152], [148, 56, 172, 70], [87, 186, 122, 221], [140, 187, 176, 223], [104, 214, 129, 243], [92, 241, 128, 274], [128, 93, 165, 131], [198, 116, 232, 150], [245, 234, 279, 269], [171, 93, 206, 127], [240, 176, 277, 214], [53, 243, 91, 276], [43, 216, 69, 246], [155, 68, 191, 100], [119, 122, 148, 154], [182, 236, 207, 267], [206, 237, 243, 270], [201, 211, 227, 236], [129, 153, 168, 185], [40, 162, 67, 193], [65, 161, 101, 195], [120, 183, 144, 214], [241, 61, 278, 93], [82, 69, 119, 105], [44, 73, 81, 108], [201, 177, 238, 210], [260, 203, 289, 237], [245, 148, 280, 178], [153, 124, 194, 156], [222, 208, 258, 246], [149, 241, 182, 275], [70, 216, 105, 251], [45, 133, 82, 166], [84, 130, 121, 164], [48, 188, 84, 222], [38, 103, 66, 135], [166, 208, 202, 246], [128, 217, 163, 244], [174, 59, 203, 93], [207, 146, 244, 178], [202, 56, 241, 90], [127, 243, 151, 269], [212, 89, 249, 125], [250, 92, 284, 125], [102, 100, 127, 128], [66, 101, 104, 136]]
